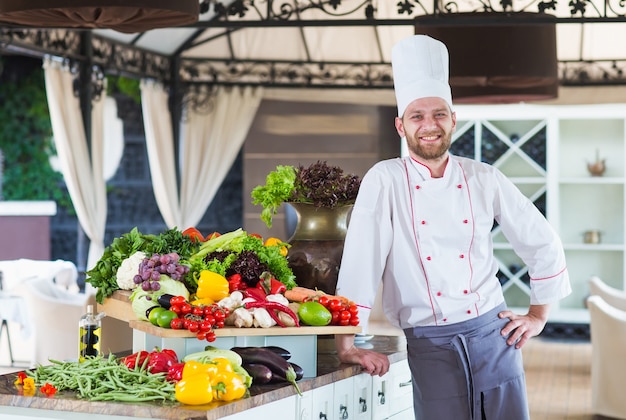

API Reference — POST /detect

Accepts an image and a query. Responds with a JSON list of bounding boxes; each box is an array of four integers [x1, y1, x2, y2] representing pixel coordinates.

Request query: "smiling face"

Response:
[[395, 96, 456, 165]]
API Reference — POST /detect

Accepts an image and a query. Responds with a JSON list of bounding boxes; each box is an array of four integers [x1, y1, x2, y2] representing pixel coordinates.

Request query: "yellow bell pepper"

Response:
[[196, 270, 230, 302], [182, 360, 218, 379], [175, 373, 214, 405], [264, 237, 288, 257], [212, 370, 247, 401]]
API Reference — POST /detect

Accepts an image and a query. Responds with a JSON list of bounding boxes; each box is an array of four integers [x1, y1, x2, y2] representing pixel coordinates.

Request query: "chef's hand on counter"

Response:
[[498, 303, 550, 350], [335, 334, 390, 376]]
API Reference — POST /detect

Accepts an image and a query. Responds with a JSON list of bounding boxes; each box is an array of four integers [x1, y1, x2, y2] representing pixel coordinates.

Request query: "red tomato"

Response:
[[340, 310, 351, 321], [348, 304, 359, 315], [169, 304, 181, 314], [180, 303, 192, 315], [170, 318, 184, 329], [171, 296, 186, 305], [206, 232, 221, 240], [328, 299, 343, 312], [182, 227, 205, 242], [349, 317, 360, 326], [249, 233, 262, 239], [317, 295, 330, 308]]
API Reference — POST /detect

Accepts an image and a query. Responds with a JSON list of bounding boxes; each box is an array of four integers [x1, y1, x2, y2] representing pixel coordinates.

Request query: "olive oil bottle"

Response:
[[79, 305, 105, 361]]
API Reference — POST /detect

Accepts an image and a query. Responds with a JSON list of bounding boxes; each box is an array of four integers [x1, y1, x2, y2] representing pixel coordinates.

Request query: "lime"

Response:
[[157, 309, 179, 328], [298, 301, 332, 326], [148, 307, 165, 326]]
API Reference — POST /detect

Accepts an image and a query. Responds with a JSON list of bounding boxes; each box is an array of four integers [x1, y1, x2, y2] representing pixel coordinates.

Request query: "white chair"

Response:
[[588, 275, 626, 312], [16, 277, 89, 366], [587, 295, 626, 419]]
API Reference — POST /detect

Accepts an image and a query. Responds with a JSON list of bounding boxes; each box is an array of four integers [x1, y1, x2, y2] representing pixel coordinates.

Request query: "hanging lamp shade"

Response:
[[415, 12, 558, 104], [0, 0, 199, 34]]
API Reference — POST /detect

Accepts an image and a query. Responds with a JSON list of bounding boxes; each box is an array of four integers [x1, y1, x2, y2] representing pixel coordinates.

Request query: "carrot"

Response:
[[284, 286, 326, 302]]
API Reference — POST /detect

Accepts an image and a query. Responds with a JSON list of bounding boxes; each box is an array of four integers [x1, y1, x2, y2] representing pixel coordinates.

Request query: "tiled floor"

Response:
[[0, 322, 596, 419]]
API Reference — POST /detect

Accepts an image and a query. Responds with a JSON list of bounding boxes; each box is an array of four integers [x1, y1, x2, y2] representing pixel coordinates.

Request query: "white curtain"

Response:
[[140, 81, 263, 229], [43, 58, 107, 273]]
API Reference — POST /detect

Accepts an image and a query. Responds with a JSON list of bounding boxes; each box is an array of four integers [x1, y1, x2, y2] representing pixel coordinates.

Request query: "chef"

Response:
[[334, 34, 571, 419]]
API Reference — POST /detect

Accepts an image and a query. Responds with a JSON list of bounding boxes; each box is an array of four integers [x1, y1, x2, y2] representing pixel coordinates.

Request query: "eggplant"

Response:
[[271, 362, 304, 382], [263, 346, 291, 360], [231, 347, 301, 395], [242, 363, 273, 385], [157, 294, 176, 309]]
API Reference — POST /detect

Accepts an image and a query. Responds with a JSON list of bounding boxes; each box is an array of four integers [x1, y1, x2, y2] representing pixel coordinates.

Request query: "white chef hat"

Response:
[[392, 34, 453, 117]]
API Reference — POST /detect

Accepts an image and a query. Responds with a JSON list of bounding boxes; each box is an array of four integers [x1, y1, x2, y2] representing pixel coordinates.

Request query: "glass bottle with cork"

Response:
[[79, 304, 106, 361]]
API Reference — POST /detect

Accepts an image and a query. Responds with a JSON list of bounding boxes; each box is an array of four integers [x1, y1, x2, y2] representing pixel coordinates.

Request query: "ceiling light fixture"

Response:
[[0, 0, 199, 34], [416, 12, 558, 104]]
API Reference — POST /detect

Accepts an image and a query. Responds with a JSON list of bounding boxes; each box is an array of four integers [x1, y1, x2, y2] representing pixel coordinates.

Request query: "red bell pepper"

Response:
[[166, 362, 186, 382], [257, 272, 286, 295], [120, 350, 150, 370], [147, 348, 179, 374], [228, 273, 246, 293]]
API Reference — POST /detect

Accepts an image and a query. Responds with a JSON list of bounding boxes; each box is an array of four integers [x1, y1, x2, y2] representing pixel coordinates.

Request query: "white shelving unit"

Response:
[[450, 103, 626, 324]]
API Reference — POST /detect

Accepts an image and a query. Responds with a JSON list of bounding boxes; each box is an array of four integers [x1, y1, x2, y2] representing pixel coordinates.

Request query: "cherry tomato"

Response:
[[199, 320, 213, 332], [196, 332, 207, 340], [171, 296, 186, 305], [203, 314, 215, 326], [328, 299, 343, 312], [317, 296, 330, 308], [206, 331, 217, 342], [180, 302, 192, 315], [331, 311, 340, 325], [349, 317, 360, 326], [170, 318, 184, 329], [339, 318, 350, 326], [348, 304, 359, 315], [192, 306, 204, 317], [187, 320, 200, 333], [339, 310, 350, 320], [169, 304, 181, 314]]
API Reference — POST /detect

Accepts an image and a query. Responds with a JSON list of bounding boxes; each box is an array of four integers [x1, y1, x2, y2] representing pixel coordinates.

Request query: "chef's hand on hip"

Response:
[[498, 304, 550, 349]]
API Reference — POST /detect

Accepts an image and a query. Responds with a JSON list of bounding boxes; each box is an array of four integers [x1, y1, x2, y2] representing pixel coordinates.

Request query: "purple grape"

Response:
[[141, 281, 151, 291], [151, 270, 160, 281], [151, 281, 161, 291], [133, 275, 142, 284], [141, 270, 151, 281]]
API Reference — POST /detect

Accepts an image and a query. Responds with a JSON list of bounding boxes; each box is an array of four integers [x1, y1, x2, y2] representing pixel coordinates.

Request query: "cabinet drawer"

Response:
[[353, 373, 373, 419], [388, 359, 413, 414]]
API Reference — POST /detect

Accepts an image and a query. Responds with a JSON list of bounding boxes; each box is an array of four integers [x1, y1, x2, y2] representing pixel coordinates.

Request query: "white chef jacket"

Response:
[[336, 155, 571, 332]]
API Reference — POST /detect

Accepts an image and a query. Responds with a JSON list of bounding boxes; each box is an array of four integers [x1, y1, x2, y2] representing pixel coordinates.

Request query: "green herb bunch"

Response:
[[251, 161, 361, 228]]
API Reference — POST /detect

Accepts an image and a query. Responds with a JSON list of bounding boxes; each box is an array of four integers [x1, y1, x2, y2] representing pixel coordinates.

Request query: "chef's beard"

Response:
[[406, 131, 452, 161]]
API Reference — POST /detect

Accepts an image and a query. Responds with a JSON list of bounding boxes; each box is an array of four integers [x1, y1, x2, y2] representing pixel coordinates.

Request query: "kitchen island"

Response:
[[0, 335, 410, 420]]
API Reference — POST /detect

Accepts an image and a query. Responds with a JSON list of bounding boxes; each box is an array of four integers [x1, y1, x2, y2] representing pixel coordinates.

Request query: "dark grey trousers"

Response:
[[404, 304, 530, 420]]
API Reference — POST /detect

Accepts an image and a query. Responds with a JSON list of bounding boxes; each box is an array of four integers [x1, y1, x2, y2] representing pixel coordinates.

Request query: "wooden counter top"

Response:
[[0, 335, 407, 420]]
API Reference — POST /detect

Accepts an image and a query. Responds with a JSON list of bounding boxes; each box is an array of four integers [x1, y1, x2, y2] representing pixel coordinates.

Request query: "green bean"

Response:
[[26, 355, 177, 403]]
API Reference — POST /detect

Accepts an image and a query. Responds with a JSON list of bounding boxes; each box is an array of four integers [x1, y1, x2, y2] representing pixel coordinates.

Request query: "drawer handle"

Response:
[[319, 413, 327, 420], [378, 390, 386, 404], [339, 404, 349, 419], [359, 397, 367, 412], [399, 379, 412, 388]]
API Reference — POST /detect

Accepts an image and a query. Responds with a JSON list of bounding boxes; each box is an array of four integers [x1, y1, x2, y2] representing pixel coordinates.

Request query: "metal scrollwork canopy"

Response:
[[0, 0, 625, 91]]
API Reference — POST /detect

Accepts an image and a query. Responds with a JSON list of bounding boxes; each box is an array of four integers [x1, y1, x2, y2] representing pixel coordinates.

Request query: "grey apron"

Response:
[[403, 303, 530, 420]]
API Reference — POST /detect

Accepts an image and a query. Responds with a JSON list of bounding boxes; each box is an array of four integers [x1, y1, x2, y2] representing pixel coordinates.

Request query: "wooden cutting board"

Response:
[[101, 290, 362, 337]]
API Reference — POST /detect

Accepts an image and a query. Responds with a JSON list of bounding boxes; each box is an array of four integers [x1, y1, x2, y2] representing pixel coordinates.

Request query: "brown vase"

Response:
[[286, 202, 353, 295]]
